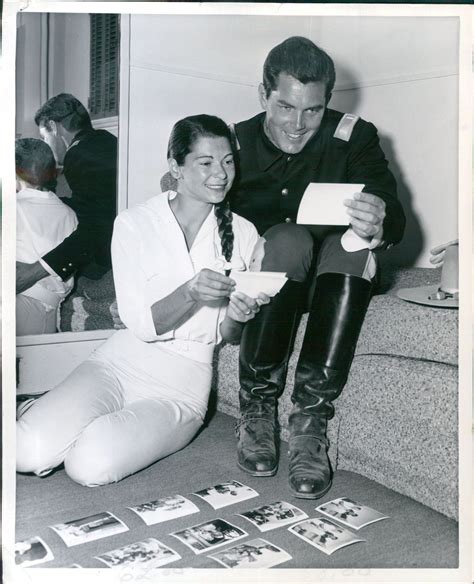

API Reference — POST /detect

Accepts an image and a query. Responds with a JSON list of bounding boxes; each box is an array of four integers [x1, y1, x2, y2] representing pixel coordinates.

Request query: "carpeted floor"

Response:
[[16, 411, 458, 569]]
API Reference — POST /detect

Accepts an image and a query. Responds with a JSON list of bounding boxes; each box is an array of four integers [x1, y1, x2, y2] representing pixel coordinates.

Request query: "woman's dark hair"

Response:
[[34, 93, 92, 133], [15, 138, 58, 191], [167, 114, 235, 264], [263, 36, 336, 102]]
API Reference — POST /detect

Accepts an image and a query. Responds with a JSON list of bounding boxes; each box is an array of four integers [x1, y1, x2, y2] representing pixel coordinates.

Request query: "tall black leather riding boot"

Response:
[[236, 280, 304, 476], [288, 273, 373, 498]]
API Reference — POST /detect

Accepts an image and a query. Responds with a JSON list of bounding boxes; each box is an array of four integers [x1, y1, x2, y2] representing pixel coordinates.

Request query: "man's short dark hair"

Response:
[[263, 36, 336, 101], [15, 138, 58, 191], [34, 93, 92, 133]]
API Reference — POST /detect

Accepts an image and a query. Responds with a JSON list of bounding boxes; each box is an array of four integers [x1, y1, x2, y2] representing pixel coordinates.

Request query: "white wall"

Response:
[[15, 13, 44, 139], [49, 14, 91, 107], [122, 14, 459, 267], [15, 13, 91, 140]]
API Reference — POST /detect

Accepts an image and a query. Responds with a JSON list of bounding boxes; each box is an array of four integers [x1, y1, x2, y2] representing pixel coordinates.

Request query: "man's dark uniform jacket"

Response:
[[229, 110, 405, 247], [42, 127, 117, 280]]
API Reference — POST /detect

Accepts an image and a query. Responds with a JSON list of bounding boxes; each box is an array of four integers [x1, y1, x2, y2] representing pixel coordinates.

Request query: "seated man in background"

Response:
[[16, 93, 117, 295], [230, 36, 406, 499], [16, 138, 77, 335]]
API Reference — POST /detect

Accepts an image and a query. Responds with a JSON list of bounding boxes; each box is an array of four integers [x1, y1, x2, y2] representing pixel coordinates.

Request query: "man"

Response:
[[16, 93, 117, 294], [229, 37, 405, 499]]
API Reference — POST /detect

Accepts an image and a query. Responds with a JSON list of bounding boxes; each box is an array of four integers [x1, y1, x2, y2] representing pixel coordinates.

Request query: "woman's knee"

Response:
[[258, 223, 314, 281], [63, 421, 125, 486], [64, 445, 119, 487], [16, 419, 55, 475]]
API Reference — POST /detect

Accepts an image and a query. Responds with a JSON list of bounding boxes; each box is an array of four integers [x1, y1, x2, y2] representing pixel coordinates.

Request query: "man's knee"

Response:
[[316, 232, 378, 282], [257, 223, 314, 281]]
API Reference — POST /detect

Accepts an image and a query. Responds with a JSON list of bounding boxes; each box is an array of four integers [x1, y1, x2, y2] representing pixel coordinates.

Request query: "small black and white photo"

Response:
[[289, 517, 365, 555], [316, 497, 389, 530], [209, 537, 292, 569], [191, 480, 259, 509], [95, 537, 181, 569], [237, 501, 308, 531], [171, 518, 248, 555], [15, 536, 54, 567], [127, 494, 199, 525], [49, 511, 128, 547]]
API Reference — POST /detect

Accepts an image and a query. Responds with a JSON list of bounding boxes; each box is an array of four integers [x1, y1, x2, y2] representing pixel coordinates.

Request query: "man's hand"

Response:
[[16, 261, 49, 294], [226, 291, 270, 323], [429, 239, 458, 265], [109, 300, 126, 329], [344, 192, 386, 241]]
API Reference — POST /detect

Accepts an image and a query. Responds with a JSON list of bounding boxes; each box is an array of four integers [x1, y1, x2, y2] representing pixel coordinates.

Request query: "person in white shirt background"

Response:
[[15, 138, 78, 335], [16, 114, 270, 487]]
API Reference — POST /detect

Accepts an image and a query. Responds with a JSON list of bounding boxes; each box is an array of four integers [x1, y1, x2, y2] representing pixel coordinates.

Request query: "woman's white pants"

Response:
[[17, 332, 211, 487]]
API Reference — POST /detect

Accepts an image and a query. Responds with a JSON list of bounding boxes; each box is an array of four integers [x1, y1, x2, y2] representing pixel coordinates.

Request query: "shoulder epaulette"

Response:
[[228, 123, 240, 150], [333, 113, 360, 142]]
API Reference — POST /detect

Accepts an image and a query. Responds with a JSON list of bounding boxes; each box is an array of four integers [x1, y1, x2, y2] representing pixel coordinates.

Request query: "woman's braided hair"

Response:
[[167, 114, 235, 264]]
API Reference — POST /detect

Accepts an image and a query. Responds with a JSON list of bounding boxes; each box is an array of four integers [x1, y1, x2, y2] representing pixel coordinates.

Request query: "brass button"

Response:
[[281, 188, 288, 196], [287, 156, 292, 162], [68, 263, 73, 267], [285, 217, 292, 223], [62, 268, 67, 272]]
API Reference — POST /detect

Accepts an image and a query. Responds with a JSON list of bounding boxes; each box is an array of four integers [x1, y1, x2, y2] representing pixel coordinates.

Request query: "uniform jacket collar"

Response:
[[67, 127, 95, 151]]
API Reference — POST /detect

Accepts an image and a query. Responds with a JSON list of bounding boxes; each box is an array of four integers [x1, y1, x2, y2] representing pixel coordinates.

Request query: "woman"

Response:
[[15, 138, 78, 335], [17, 114, 267, 487]]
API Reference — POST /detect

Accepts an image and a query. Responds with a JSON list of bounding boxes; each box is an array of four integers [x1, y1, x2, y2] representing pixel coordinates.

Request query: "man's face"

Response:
[[259, 73, 327, 155], [39, 122, 68, 165]]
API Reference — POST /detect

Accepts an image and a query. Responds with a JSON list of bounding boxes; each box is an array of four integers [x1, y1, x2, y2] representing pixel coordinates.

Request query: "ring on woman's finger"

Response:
[[245, 309, 252, 315]]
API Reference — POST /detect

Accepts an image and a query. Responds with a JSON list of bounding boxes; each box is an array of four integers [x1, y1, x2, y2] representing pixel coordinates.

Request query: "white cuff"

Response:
[[341, 226, 384, 252], [38, 258, 62, 281]]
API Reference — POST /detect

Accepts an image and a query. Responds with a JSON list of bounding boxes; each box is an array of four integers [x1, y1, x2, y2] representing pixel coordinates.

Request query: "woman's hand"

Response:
[[187, 269, 235, 302], [226, 291, 270, 323]]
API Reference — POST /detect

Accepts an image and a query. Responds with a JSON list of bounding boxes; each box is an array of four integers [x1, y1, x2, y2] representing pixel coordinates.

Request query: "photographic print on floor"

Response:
[[191, 480, 259, 509], [14, 536, 54, 567], [316, 497, 389, 530], [237, 500, 308, 532], [127, 494, 199, 526], [209, 537, 292, 569], [95, 537, 181, 569], [171, 518, 248, 555], [289, 517, 365, 556], [49, 511, 128, 547]]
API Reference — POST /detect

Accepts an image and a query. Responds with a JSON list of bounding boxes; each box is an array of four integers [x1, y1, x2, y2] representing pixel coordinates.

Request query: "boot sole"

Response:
[[237, 460, 278, 477], [288, 478, 333, 500]]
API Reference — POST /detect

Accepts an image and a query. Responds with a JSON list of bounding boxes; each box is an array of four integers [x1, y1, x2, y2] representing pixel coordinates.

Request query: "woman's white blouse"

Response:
[[112, 191, 259, 362]]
